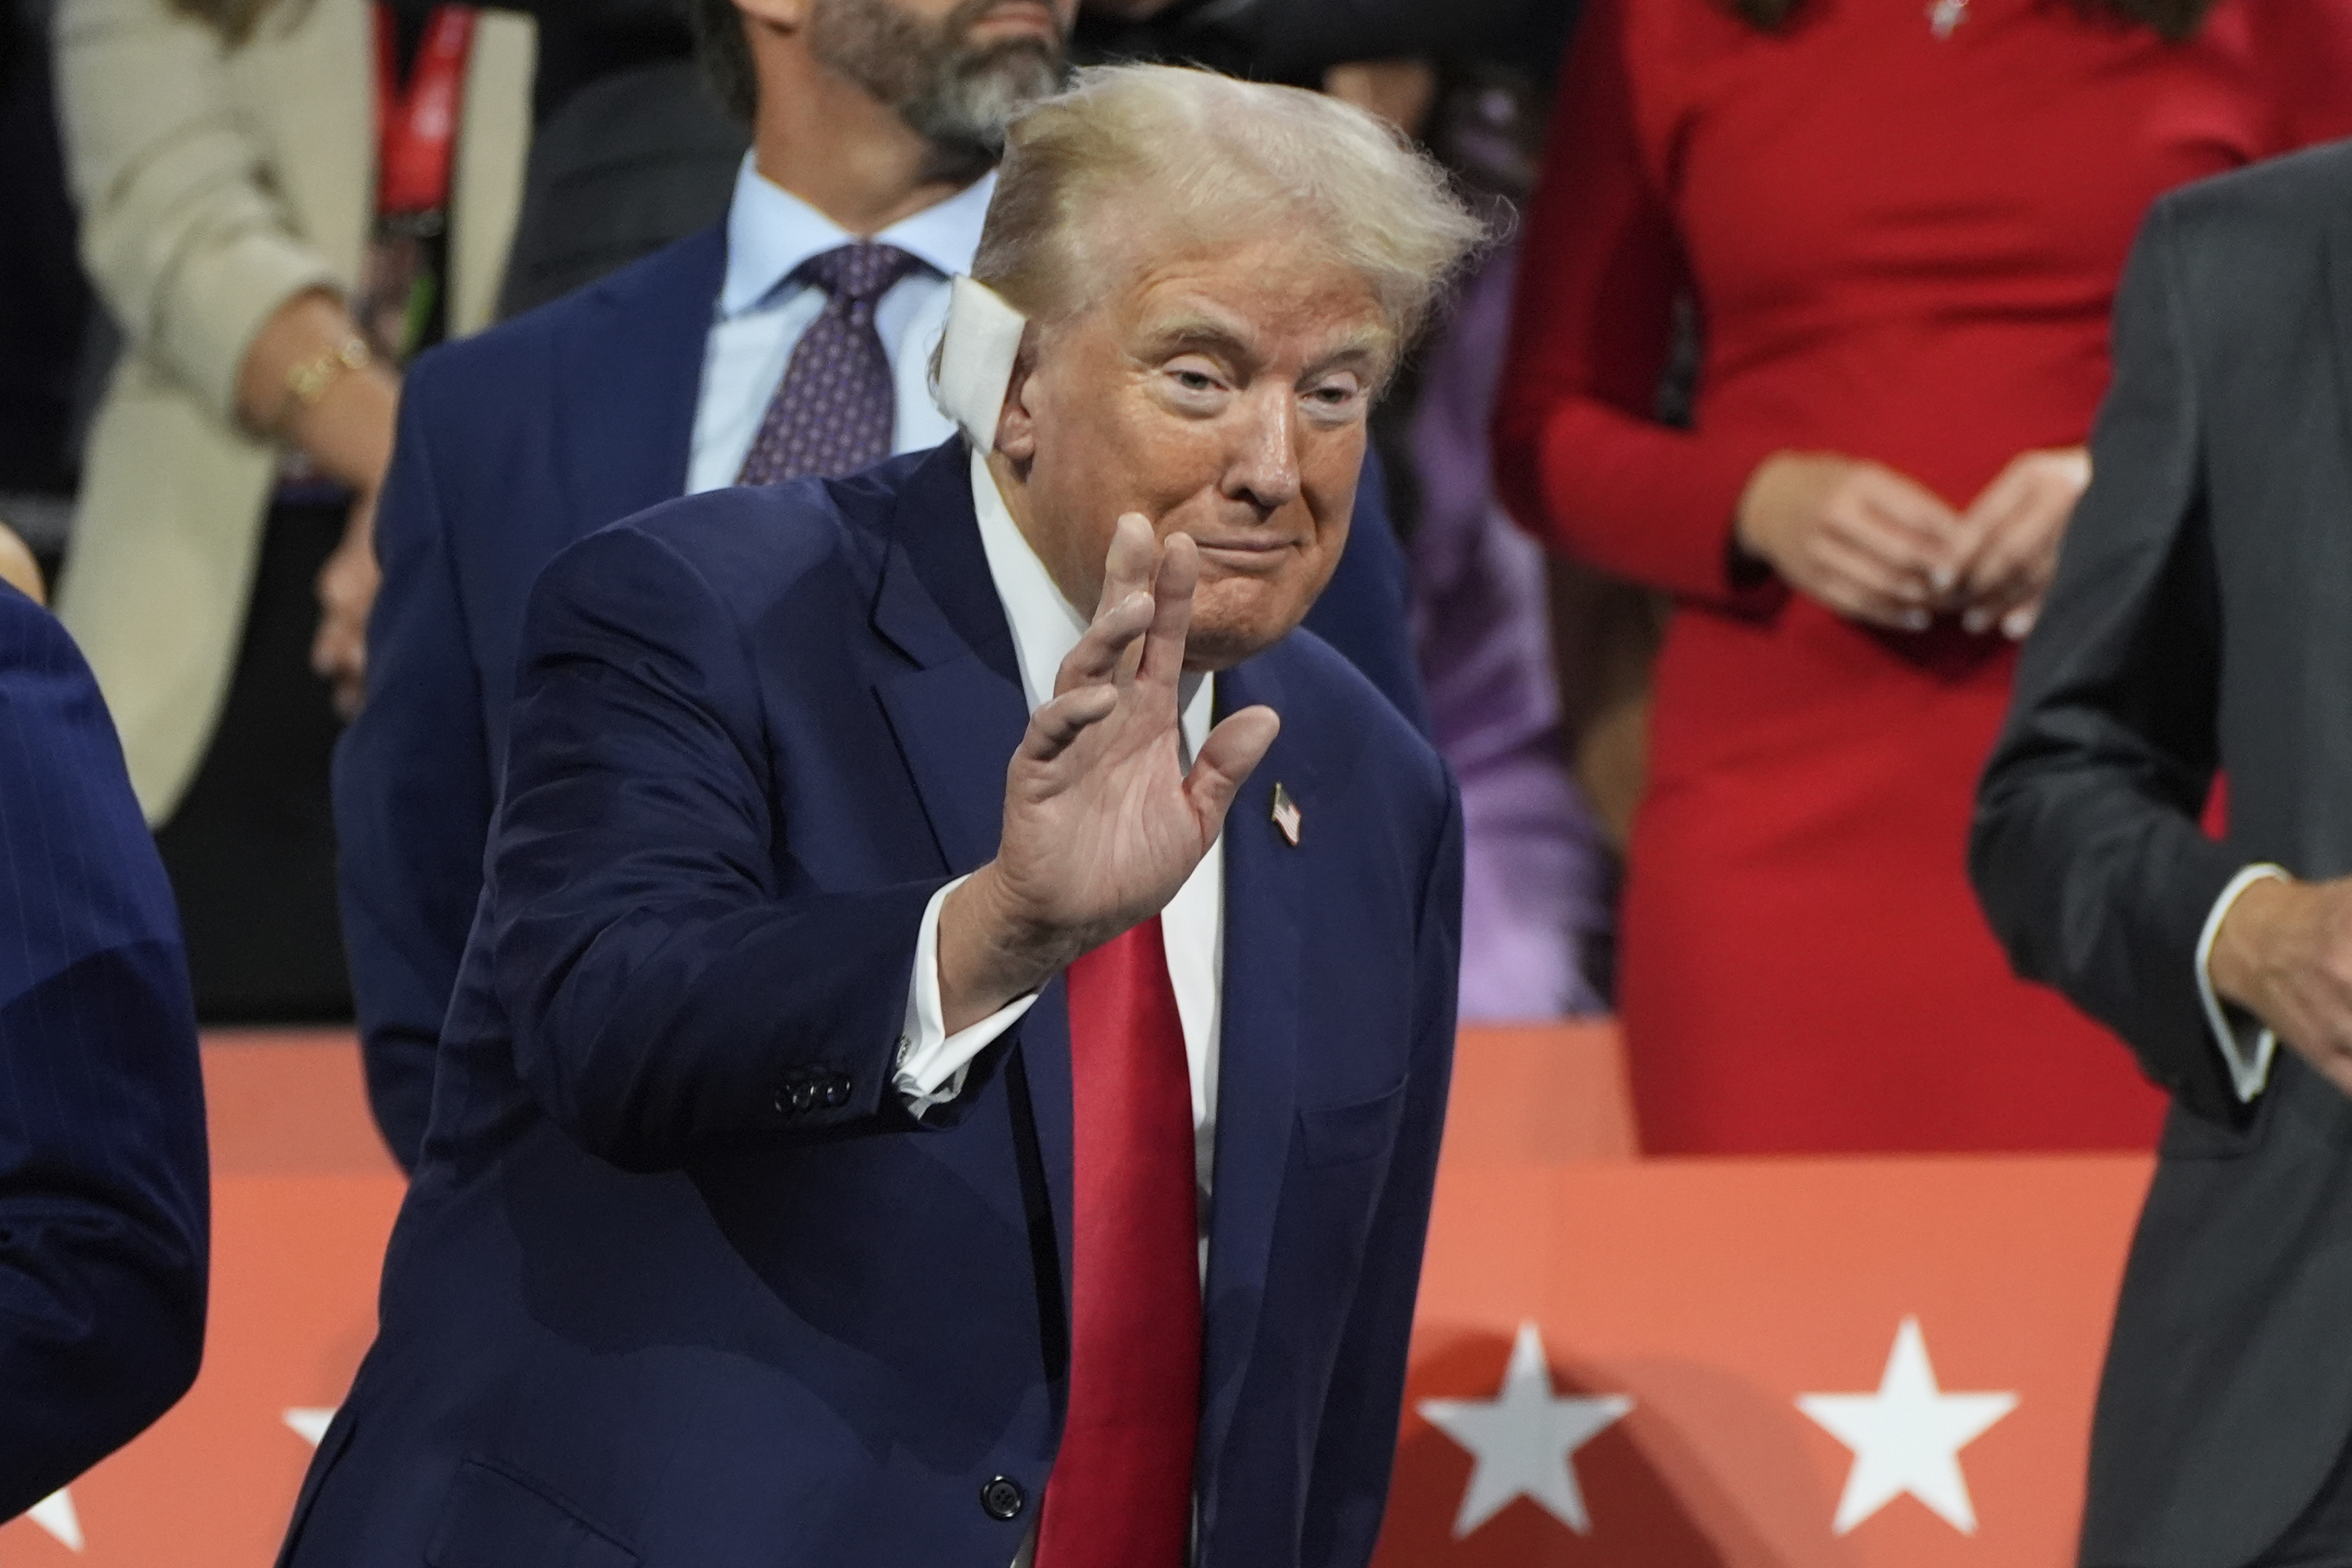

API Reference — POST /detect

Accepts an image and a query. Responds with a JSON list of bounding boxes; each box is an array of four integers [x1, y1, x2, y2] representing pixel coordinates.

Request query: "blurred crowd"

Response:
[[3, 0, 2347, 1163]]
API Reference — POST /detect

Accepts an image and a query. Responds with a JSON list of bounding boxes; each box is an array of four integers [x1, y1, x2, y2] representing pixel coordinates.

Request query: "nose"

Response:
[[1225, 387, 1302, 516]]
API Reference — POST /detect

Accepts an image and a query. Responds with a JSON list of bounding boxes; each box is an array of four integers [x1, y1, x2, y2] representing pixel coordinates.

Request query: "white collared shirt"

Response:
[[684, 157, 994, 494], [2198, 864, 2288, 1100], [895, 451, 1227, 1206]]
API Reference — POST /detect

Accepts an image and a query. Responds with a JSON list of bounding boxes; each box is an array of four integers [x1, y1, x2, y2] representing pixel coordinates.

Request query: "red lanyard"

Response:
[[374, 5, 476, 217]]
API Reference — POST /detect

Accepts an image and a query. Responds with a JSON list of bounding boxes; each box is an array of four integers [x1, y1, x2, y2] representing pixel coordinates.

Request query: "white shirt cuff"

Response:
[[2196, 864, 2288, 1102], [896, 874, 1038, 1117]]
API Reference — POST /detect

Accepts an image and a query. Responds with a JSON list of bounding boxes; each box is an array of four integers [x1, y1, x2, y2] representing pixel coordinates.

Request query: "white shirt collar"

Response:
[[719, 156, 997, 319], [967, 448, 1212, 763]]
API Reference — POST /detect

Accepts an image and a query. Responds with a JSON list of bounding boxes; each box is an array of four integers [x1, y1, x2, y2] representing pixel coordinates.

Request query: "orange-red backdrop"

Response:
[[0, 1027, 2151, 1566]]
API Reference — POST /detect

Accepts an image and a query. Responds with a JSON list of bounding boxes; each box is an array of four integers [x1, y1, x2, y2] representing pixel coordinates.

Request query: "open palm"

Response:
[[997, 515, 1279, 949], [939, 514, 1280, 1028]]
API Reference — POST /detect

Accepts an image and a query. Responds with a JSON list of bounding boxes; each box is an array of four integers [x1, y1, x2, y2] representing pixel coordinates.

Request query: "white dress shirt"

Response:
[[2197, 864, 2288, 1101], [684, 157, 995, 495], [894, 451, 1227, 1207]]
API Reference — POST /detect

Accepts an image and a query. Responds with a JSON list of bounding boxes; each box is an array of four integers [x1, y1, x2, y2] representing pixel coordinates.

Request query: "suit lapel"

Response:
[[554, 227, 726, 534], [1197, 652, 1314, 1472], [864, 446, 1078, 1277]]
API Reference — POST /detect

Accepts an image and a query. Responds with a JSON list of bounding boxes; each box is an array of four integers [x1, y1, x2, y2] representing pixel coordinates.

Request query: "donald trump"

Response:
[[277, 65, 1479, 1568]]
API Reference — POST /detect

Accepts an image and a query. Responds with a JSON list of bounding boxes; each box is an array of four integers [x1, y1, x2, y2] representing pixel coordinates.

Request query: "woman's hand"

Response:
[[1950, 447, 2090, 640], [1733, 452, 1965, 630], [311, 488, 379, 719], [236, 289, 398, 716]]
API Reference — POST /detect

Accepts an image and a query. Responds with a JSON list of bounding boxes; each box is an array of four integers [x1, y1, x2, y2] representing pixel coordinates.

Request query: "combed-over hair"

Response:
[[972, 65, 1486, 360]]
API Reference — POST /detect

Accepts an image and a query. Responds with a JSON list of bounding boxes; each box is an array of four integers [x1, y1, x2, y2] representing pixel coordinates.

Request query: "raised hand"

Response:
[[1948, 447, 2090, 639], [1733, 452, 1966, 631], [936, 514, 1281, 1032]]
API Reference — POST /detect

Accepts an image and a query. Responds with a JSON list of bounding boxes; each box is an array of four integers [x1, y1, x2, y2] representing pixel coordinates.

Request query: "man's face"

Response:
[[807, 0, 1075, 158], [1004, 230, 1389, 671]]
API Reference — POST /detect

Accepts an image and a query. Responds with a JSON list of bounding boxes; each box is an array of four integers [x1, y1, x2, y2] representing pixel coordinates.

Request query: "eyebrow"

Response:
[[1138, 314, 1392, 381]]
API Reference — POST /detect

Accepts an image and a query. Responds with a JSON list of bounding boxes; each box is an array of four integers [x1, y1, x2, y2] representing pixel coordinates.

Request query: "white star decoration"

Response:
[[28, 1489, 82, 1550], [1418, 1321, 1634, 1537], [1798, 1317, 2017, 1535]]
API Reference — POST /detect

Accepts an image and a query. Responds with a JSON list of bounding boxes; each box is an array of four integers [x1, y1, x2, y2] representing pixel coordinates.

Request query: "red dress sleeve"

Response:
[[2240, 0, 2352, 149], [1491, 0, 1781, 607]]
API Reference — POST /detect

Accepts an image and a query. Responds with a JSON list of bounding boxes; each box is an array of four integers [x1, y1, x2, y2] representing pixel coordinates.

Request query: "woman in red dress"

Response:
[[1494, 0, 2352, 1152]]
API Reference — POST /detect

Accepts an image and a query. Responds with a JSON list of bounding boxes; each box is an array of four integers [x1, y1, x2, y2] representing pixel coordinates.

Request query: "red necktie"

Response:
[[1036, 916, 1202, 1567]]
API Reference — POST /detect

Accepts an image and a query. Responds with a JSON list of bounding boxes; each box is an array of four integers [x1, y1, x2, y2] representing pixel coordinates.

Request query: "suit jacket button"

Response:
[[787, 1082, 817, 1113], [822, 1078, 850, 1108], [980, 1476, 1024, 1521]]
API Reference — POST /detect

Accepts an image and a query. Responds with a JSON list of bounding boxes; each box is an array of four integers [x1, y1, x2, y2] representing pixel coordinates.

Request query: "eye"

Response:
[[1174, 369, 1217, 392], [1305, 374, 1367, 420]]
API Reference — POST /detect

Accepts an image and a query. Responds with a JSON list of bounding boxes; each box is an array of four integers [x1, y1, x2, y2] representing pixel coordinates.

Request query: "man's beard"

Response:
[[808, 0, 1067, 180]]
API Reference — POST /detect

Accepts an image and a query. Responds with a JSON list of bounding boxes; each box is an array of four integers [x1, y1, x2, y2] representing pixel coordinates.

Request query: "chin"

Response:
[[1184, 604, 1306, 671]]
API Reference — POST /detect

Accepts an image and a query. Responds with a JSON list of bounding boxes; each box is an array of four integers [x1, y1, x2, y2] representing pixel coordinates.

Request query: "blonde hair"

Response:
[[973, 65, 1485, 359]]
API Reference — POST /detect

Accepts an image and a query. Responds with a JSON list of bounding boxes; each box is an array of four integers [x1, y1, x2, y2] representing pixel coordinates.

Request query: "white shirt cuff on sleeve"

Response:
[[896, 874, 1039, 1117], [2195, 863, 2288, 1103]]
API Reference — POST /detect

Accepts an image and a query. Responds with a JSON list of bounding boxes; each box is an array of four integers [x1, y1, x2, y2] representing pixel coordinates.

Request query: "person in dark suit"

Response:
[[279, 64, 1475, 1566], [0, 582, 208, 1517], [1973, 140, 2352, 1568], [337, 0, 1432, 1171]]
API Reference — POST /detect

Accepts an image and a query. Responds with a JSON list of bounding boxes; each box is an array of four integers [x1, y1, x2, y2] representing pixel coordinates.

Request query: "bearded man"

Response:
[[336, 0, 1432, 1169]]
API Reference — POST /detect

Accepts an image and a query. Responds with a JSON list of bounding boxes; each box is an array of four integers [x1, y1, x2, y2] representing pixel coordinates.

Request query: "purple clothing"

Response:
[[1408, 243, 1612, 1018]]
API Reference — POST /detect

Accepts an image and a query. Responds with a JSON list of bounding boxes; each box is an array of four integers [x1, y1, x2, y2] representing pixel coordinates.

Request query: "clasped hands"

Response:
[[935, 514, 1281, 1034], [1735, 447, 2090, 639]]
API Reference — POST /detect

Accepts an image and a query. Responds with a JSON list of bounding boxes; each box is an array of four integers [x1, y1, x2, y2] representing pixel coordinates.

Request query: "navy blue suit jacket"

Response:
[[338, 226, 1432, 1169], [0, 586, 207, 1516], [282, 443, 1461, 1567]]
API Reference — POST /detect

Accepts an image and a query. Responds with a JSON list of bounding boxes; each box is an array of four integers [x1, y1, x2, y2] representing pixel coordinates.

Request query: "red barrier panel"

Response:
[[0, 1027, 2150, 1564]]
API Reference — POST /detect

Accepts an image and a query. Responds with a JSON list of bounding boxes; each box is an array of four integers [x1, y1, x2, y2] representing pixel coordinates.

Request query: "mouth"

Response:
[[1190, 537, 1302, 573], [969, 1, 1060, 41]]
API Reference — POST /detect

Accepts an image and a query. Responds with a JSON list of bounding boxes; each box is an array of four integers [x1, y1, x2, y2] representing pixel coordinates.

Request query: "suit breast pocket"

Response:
[[1296, 1079, 1410, 1169], [426, 1460, 639, 1568]]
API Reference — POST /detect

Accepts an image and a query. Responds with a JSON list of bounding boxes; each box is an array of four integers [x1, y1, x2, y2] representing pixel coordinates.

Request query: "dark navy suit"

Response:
[[282, 443, 1461, 1566], [337, 227, 1433, 1169], [0, 585, 207, 1516]]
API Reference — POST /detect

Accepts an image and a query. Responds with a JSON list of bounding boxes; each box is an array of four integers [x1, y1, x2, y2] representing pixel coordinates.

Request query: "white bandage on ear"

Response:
[[929, 276, 1031, 452]]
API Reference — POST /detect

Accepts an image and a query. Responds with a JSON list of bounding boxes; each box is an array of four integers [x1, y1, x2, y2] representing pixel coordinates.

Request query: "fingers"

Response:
[[1851, 473, 1967, 597], [1953, 449, 2086, 636], [1184, 704, 1282, 828], [1138, 531, 1199, 687], [1019, 682, 1120, 764], [1094, 511, 1157, 619], [1053, 586, 1155, 696]]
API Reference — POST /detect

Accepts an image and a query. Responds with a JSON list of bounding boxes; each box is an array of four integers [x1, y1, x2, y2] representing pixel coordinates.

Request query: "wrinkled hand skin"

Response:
[[937, 514, 1280, 1033], [2209, 874, 2352, 1101]]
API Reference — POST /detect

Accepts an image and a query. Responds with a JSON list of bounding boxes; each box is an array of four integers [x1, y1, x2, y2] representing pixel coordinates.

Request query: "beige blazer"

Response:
[[52, 0, 534, 822]]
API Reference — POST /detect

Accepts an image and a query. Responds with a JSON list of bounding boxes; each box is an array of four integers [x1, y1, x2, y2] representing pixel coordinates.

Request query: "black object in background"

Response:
[[1074, 0, 1576, 82], [0, 0, 97, 567], [498, 0, 744, 318]]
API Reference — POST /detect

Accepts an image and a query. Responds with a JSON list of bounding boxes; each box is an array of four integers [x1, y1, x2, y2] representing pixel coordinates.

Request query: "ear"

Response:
[[992, 328, 1045, 462]]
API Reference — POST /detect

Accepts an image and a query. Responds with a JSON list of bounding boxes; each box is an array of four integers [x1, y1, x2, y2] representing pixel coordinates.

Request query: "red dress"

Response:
[[1494, 0, 2352, 1153]]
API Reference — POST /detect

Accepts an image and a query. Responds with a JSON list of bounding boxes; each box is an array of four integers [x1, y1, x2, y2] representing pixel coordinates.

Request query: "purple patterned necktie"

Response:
[[737, 242, 926, 485]]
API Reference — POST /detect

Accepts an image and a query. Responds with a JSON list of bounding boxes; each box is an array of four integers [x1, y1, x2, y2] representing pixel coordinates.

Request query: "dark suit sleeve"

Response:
[[334, 373, 498, 1170], [1302, 451, 1434, 739], [1302, 776, 1463, 1566], [488, 524, 943, 1172], [1969, 197, 2245, 1124], [0, 589, 207, 1516]]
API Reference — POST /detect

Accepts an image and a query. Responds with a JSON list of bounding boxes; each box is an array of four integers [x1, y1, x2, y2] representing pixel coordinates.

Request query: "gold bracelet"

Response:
[[271, 336, 372, 433]]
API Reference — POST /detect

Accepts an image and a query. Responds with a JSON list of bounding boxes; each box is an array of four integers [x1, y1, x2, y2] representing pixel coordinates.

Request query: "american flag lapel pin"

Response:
[[1271, 782, 1302, 847]]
